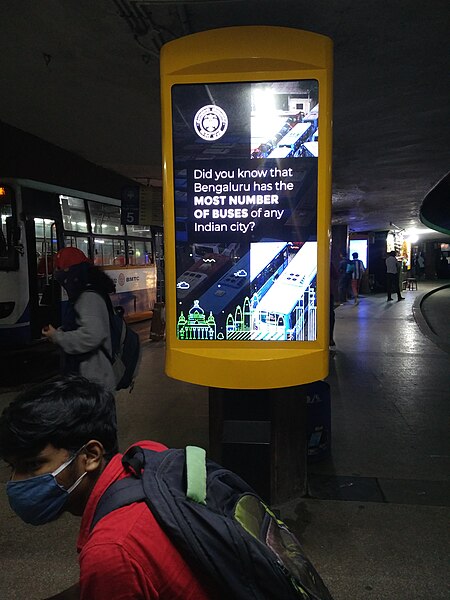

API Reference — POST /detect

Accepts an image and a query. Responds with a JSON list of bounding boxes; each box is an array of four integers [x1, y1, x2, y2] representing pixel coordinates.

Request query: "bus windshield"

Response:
[[0, 185, 18, 270]]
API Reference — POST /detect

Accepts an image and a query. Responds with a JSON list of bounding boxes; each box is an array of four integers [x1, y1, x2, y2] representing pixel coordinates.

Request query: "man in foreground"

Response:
[[0, 376, 211, 599]]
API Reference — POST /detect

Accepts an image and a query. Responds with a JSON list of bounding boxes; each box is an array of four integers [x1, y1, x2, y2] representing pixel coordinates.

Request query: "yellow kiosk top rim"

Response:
[[161, 26, 333, 75]]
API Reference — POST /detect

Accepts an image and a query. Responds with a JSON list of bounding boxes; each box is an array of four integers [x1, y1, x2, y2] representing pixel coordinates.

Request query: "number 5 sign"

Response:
[[121, 185, 140, 225]]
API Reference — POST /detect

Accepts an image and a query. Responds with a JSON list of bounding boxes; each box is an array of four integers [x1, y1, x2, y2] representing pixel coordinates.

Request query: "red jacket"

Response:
[[77, 441, 212, 599]]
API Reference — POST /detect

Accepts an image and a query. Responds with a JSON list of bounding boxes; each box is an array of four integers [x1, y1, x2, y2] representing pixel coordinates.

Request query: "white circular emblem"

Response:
[[193, 105, 228, 140]]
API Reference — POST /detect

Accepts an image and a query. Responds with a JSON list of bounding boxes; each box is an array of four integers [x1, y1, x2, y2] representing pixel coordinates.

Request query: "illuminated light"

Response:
[[0, 186, 7, 196], [94, 239, 105, 244], [407, 235, 419, 244], [77, 222, 87, 228], [253, 88, 275, 114], [251, 88, 281, 142]]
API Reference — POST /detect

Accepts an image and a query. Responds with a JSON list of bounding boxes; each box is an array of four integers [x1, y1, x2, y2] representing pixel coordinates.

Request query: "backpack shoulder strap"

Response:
[[90, 476, 146, 533], [90, 445, 171, 533]]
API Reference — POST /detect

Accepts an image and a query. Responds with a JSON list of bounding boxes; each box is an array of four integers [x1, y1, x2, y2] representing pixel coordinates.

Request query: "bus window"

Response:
[[60, 196, 88, 232], [34, 218, 55, 250], [127, 239, 152, 265], [88, 201, 124, 236], [64, 236, 90, 255], [92, 237, 126, 266], [126, 224, 152, 238]]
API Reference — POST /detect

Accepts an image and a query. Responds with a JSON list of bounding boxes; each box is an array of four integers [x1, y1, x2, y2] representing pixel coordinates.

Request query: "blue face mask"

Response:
[[6, 450, 87, 526]]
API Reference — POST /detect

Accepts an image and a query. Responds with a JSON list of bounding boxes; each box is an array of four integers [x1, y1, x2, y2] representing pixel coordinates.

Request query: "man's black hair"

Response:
[[0, 376, 118, 460]]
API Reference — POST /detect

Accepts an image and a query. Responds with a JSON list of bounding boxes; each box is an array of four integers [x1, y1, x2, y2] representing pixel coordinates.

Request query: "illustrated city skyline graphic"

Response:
[[176, 285, 317, 342]]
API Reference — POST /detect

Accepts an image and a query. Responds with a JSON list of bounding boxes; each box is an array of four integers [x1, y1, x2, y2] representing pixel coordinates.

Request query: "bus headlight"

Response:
[[0, 302, 15, 319]]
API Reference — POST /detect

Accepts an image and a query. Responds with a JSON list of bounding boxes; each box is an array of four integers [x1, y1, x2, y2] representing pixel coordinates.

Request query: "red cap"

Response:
[[54, 247, 90, 270]]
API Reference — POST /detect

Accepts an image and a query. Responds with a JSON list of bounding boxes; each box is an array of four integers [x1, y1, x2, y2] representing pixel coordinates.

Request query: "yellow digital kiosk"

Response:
[[161, 27, 333, 502], [161, 27, 333, 390]]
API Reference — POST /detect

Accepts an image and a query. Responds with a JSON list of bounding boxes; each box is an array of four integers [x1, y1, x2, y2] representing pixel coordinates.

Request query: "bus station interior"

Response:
[[1, 1, 450, 599]]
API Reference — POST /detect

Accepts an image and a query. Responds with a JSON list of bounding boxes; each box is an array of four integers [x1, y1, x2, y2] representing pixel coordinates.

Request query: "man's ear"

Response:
[[81, 440, 105, 473]]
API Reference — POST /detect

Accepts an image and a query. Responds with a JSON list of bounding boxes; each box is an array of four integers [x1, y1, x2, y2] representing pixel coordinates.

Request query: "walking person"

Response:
[[385, 251, 405, 302], [42, 247, 116, 392], [349, 252, 365, 305]]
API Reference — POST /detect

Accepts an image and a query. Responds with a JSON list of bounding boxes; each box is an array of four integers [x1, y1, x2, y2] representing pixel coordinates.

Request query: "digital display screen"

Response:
[[172, 80, 319, 341]]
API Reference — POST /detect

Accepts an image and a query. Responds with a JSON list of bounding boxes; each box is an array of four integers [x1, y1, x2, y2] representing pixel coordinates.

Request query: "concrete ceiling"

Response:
[[1, 0, 449, 239]]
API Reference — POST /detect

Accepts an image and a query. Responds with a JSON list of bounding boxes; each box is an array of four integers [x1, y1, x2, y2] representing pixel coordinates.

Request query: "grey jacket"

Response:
[[53, 291, 116, 392]]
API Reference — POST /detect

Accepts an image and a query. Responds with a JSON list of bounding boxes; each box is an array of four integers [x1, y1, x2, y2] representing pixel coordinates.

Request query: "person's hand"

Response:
[[42, 324, 57, 341]]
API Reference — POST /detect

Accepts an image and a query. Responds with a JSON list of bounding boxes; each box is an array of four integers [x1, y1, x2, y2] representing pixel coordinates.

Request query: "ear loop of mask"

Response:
[[52, 445, 88, 493], [66, 471, 88, 493]]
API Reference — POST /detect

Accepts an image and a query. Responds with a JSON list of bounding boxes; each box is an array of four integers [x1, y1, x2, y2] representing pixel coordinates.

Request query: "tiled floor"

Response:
[[0, 282, 449, 599]]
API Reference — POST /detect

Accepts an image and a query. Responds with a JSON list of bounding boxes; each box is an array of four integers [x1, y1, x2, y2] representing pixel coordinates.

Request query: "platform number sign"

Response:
[[121, 186, 140, 225]]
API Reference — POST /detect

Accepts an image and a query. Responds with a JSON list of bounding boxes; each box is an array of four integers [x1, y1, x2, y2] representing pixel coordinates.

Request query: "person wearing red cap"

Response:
[[42, 247, 116, 392], [54, 246, 91, 270]]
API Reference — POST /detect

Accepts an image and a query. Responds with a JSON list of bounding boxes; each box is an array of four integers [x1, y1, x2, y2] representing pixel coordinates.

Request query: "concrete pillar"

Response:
[[330, 225, 348, 301], [369, 231, 389, 292], [209, 386, 308, 504], [425, 241, 437, 279]]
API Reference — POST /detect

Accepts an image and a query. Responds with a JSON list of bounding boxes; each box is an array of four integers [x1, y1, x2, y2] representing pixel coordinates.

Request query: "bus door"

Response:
[[25, 217, 61, 338], [22, 188, 64, 339]]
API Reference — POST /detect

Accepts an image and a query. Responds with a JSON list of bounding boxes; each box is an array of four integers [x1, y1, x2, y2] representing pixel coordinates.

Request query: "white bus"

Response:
[[277, 122, 313, 150], [196, 241, 290, 319], [0, 178, 157, 349], [251, 241, 318, 341]]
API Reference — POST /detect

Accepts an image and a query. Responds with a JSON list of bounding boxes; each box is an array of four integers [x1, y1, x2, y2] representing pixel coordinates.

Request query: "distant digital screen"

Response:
[[172, 80, 319, 341], [349, 240, 368, 268]]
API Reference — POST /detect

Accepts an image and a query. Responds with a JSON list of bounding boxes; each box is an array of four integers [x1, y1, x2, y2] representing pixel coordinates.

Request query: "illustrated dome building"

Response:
[[177, 300, 217, 340]]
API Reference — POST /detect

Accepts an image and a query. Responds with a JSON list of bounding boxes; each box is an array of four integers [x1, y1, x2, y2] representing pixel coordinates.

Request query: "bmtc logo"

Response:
[[193, 105, 228, 140]]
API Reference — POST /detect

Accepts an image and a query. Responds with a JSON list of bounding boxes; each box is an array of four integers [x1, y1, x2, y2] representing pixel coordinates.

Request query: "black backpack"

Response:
[[91, 445, 334, 600], [102, 297, 141, 391]]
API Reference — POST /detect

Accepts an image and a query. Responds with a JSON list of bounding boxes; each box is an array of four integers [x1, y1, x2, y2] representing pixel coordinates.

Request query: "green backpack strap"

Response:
[[185, 446, 207, 505]]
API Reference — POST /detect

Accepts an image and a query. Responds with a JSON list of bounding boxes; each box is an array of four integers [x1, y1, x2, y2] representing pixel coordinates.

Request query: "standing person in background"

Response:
[[337, 252, 351, 304], [385, 251, 405, 302], [42, 247, 116, 393], [349, 252, 365, 306], [417, 252, 425, 280]]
